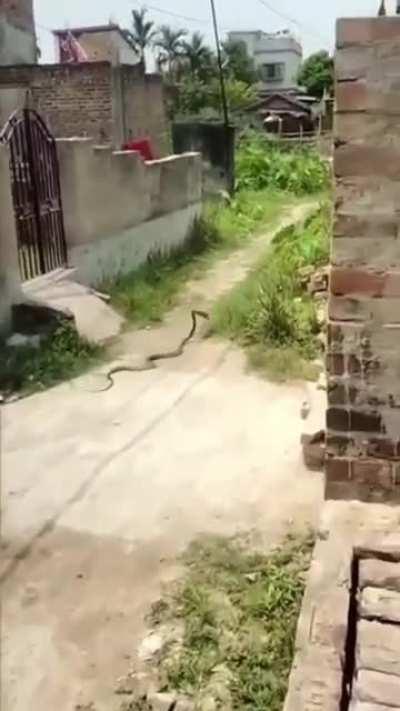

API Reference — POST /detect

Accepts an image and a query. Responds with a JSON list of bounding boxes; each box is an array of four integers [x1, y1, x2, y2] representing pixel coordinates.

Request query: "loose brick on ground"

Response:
[[359, 559, 400, 593], [359, 587, 400, 623], [357, 620, 400, 678], [355, 669, 400, 707], [350, 703, 400, 711]]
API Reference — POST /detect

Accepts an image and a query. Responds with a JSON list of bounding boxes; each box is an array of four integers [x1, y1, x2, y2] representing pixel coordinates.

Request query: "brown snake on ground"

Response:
[[97, 309, 210, 392]]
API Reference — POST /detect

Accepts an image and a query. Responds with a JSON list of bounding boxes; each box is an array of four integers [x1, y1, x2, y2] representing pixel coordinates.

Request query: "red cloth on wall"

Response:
[[121, 138, 155, 161]]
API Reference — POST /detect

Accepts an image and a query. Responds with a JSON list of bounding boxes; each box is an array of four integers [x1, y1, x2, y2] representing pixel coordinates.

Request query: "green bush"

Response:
[[0, 322, 101, 395], [236, 132, 330, 195], [212, 203, 330, 379]]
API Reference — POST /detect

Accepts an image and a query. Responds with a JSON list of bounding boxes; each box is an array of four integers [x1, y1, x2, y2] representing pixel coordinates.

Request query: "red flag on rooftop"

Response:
[[60, 32, 88, 63]]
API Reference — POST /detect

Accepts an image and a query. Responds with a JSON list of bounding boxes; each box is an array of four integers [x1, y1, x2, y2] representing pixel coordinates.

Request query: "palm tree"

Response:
[[181, 32, 212, 77], [155, 25, 187, 76], [128, 7, 157, 69]]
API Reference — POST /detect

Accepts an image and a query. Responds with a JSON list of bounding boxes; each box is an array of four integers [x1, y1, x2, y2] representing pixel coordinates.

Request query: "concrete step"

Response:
[[22, 275, 124, 345]]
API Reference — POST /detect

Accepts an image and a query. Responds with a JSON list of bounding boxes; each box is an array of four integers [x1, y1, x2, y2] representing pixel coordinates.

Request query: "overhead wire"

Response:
[[37, 1, 330, 49], [36, 22, 54, 34], [131, 0, 329, 46], [130, 1, 232, 32], [139, 3, 211, 26], [254, 0, 330, 43]]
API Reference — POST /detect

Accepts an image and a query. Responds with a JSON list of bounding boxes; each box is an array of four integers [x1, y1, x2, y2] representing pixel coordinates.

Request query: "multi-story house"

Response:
[[227, 29, 303, 93]]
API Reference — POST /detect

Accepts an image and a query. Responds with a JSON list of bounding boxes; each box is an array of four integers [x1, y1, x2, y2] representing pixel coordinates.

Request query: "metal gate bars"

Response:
[[0, 109, 67, 280]]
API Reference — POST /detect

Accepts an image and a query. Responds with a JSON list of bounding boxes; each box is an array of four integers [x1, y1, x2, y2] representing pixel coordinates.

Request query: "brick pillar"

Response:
[[326, 17, 400, 503]]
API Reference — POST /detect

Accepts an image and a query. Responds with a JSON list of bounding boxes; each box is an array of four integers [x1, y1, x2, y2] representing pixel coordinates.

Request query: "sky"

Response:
[[34, 0, 386, 63]]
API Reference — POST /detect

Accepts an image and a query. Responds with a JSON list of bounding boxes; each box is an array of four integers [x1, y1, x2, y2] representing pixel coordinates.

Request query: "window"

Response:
[[262, 63, 285, 82]]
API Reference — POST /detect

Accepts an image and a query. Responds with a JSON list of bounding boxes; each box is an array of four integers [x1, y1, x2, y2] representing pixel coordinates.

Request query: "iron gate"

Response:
[[0, 109, 67, 280]]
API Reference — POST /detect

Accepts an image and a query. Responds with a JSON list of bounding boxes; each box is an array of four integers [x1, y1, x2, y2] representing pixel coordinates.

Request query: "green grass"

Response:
[[151, 533, 314, 711], [247, 345, 320, 383], [211, 202, 330, 382], [0, 322, 102, 397], [107, 190, 293, 327], [236, 131, 330, 195]]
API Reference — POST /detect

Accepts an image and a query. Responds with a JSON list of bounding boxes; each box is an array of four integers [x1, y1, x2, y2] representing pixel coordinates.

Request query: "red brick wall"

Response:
[[0, 0, 34, 32], [0, 63, 113, 142], [326, 17, 400, 503]]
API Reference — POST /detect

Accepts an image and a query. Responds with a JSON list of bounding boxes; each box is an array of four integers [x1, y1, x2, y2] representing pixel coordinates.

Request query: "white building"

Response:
[[227, 30, 303, 93]]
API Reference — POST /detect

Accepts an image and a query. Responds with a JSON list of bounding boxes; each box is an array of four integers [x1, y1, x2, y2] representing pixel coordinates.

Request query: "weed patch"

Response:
[[212, 202, 330, 381], [0, 322, 102, 396], [152, 534, 313, 711], [236, 131, 330, 195], [247, 345, 320, 383]]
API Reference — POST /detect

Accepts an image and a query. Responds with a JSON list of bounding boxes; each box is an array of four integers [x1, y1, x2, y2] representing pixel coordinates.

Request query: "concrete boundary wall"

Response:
[[69, 204, 201, 286], [57, 139, 202, 286], [326, 16, 400, 503]]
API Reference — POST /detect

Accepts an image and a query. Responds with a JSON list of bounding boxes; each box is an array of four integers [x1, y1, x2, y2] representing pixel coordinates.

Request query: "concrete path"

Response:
[[1, 202, 324, 711]]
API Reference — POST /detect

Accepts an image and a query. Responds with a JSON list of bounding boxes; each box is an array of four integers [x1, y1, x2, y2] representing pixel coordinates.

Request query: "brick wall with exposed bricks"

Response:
[[0, 62, 169, 151], [326, 17, 400, 503], [0, 63, 113, 142]]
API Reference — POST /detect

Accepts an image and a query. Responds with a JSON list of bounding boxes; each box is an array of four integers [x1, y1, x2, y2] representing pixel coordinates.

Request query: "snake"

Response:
[[97, 309, 210, 392]]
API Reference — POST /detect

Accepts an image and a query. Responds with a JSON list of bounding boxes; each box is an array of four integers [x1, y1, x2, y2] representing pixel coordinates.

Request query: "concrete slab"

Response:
[[23, 272, 124, 344]]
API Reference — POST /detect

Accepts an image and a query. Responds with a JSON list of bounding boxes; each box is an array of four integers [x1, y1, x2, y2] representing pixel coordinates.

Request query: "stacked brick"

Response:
[[352, 558, 400, 708], [0, 63, 113, 143], [326, 17, 400, 503]]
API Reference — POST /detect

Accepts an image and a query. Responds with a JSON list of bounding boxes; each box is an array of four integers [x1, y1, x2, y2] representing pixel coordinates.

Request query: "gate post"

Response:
[[0, 144, 22, 334]]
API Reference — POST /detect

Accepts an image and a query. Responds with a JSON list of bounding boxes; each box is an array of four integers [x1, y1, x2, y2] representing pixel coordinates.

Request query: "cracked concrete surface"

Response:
[[1, 203, 324, 711]]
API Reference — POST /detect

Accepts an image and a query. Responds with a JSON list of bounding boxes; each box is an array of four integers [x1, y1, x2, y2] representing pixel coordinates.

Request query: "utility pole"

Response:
[[209, 0, 229, 128]]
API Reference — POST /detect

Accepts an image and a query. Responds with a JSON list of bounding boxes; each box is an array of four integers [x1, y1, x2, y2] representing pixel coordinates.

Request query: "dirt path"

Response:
[[1, 202, 324, 711], [111, 200, 317, 363]]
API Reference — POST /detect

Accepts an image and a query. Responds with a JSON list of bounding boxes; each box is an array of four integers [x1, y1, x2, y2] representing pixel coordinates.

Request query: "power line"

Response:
[[141, 3, 210, 26], [131, 2, 231, 32], [36, 22, 54, 34], [254, 0, 330, 44]]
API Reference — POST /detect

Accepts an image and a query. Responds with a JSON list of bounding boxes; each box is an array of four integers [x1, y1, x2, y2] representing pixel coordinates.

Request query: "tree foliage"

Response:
[[155, 25, 187, 75], [222, 40, 258, 85], [128, 7, 157, 68], [210, 78, 257, 113], [297, 51, 334, 99], [126, 9, 259, 119], [181, 32, 214, 79]]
